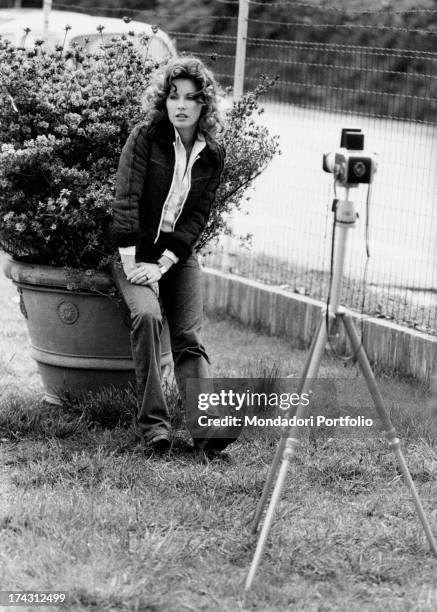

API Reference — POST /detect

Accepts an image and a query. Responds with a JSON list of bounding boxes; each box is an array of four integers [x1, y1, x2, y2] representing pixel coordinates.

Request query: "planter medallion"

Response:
[[57, 301, 80, 325]]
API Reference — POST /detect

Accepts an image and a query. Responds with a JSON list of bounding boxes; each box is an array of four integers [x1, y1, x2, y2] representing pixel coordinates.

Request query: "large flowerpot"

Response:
[[3, 258, 172, 404]]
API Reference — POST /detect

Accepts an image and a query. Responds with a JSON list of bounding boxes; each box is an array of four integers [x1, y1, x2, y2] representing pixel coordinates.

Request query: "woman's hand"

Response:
[[126, 262, 162, 286]]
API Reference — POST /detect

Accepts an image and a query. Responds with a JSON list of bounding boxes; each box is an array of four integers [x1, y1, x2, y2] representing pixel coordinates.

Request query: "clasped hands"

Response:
[[126, 262, 162, 286]]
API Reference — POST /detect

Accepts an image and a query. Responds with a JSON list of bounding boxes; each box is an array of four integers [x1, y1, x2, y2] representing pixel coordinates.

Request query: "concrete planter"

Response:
[[3, 257, 172, 404]]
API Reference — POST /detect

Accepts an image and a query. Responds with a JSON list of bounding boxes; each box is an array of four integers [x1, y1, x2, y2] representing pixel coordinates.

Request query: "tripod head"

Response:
[[332, 196, 357, 227]]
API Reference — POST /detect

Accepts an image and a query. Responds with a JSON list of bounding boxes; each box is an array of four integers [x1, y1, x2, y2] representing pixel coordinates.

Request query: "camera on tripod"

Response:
[[323, 128, 376, 187]]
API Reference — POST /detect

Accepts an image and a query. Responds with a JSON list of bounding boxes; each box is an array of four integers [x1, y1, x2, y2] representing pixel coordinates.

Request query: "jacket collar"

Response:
[[152, 116, 221, 166]]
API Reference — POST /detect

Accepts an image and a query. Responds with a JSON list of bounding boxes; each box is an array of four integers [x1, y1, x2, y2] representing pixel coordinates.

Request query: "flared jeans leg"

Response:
[[161, 255, 242, 446], [110, 262, 170, 441], [159, 254, 211, 418]]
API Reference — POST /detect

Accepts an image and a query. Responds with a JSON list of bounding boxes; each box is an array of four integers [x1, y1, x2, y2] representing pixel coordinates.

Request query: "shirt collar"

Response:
[[173, 126, 206, 148]]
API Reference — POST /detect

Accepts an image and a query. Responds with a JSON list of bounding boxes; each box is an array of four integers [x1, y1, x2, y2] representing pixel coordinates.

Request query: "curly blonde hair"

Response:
[[142, 55, 225, 137]]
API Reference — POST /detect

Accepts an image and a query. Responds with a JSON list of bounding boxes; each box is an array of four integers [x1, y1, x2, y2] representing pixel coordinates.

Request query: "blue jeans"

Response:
[[111, 253, 211, 443]]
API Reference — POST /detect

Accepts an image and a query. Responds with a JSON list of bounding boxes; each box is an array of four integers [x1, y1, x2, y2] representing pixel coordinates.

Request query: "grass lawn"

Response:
[[0, 263, 436, 612]]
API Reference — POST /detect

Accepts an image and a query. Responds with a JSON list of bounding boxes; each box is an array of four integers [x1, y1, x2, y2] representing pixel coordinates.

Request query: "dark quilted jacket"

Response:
[[111, 116, 225, 262]]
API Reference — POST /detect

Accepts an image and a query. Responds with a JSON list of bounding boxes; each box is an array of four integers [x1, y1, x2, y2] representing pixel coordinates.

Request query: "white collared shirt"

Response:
[[159, 127, 206, 234]]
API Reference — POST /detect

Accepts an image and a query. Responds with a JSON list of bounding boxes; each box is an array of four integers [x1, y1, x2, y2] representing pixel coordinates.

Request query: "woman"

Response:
[[110, 55, 237, 454]]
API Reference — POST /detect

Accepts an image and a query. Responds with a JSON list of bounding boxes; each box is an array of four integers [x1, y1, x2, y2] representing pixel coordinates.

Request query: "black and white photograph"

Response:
[[0, 0, 436, 610]]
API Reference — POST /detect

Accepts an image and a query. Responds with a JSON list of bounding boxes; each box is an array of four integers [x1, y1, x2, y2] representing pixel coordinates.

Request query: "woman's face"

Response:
[[165, 78, 203, 135]]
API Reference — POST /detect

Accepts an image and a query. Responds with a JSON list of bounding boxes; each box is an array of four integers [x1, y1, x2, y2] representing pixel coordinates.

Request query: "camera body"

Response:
[[323, 129, 376, 187]]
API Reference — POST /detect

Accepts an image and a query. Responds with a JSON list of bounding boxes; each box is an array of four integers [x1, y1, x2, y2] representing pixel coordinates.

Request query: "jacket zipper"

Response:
[[171, 155, 200, 230], [154, 142, 178, 243]]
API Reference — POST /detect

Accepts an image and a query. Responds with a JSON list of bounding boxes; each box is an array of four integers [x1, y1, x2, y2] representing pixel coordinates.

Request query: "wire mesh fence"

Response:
[[4, 1, 437, 334], [215, 43, 436, 335]]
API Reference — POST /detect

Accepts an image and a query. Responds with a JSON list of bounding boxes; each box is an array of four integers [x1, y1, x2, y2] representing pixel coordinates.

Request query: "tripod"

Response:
[[244, 193, 437, 592]]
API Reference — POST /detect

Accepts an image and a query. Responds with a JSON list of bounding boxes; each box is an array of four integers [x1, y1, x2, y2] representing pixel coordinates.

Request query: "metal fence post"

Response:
[[222, 0, 249, 273], [43, 0, 53, 41], [233, 0, 249, 99]]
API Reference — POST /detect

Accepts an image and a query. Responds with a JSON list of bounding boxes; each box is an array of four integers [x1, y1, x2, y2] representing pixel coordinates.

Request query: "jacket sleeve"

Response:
[[110, 123, 152, 247], [158, 145, 225, 260]]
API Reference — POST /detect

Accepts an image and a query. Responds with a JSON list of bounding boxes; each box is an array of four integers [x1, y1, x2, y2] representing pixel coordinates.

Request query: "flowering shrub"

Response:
[[0, 28, 278, 269], [199, 77, 279, 251]]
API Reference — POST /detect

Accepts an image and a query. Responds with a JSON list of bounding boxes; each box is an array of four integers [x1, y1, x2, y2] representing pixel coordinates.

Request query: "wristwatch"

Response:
[[157, 262, 167, 275]]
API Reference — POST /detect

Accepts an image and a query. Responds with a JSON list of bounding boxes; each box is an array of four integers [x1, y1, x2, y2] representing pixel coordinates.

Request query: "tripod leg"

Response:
[[245, 438, 298, 592], [246, 318, 329, 592], [251, 433, 286, 534], [341, 313, 437, 555], [252, 315, 327, 534]]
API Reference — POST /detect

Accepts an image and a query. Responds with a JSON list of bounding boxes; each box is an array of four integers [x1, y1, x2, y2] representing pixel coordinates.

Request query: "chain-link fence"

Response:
[[13, 1, 437, 334]]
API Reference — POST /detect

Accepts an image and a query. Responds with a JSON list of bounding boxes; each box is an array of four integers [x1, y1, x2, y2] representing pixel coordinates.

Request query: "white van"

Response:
[[0, 8, 176, 61]]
